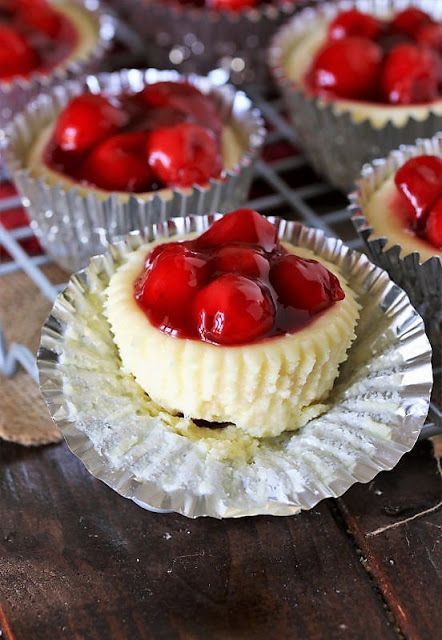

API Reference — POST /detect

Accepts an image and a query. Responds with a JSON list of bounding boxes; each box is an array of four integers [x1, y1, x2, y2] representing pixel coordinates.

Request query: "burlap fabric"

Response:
[[0, 264, 67, 445]]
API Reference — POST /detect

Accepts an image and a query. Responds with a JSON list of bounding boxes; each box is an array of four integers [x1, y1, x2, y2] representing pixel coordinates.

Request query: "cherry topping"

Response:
[[304, 7, 442, 106], [144, 241, 184, 269], [82, 132, 153, 192], [425, 198, 442, 249], [0, 25, 38, 79], [140, 82, 222, 135], [270, 254, 344, 313], [196, 208, 278, 252], [146, 122, 222, 187], [306, 37, 383, 100], [328, 9, 382, 42], [55, 95, 128, 153], [381, 44, 438, 104], [212, 245, 269, 279], [134, 210, 347, 346], [17, 2, 62, 38], [417, 23, 442, 55], [193, 274, 275, 345], [209, 0, 257, 10], [394, 155, 442, 221], [135, 243, 210, 334], [391, 8, 433, 38], [141, 82, 203, 107]]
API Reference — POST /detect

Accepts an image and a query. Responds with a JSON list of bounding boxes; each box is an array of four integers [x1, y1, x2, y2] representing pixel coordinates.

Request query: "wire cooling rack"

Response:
[[0, 50, 440, 438]]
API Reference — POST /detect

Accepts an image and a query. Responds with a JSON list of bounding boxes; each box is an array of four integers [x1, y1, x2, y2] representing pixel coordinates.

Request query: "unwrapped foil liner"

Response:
[[349, 133, 442, 352], [113, 0, 299, 86], [0, 1, 115, 132], [37, 216, 433, 519], [4, 69, 266, 272], [269, 0, 442, 192]]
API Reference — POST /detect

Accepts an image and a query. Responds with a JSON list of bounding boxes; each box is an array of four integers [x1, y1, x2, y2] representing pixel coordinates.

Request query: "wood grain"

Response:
[[0, 440, 401, 640], [339, 440, 442, 640]]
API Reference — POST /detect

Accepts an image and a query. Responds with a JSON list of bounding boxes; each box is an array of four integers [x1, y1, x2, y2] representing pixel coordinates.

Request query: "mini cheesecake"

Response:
[[362, 154, 442, 260], [282, 6, 442, 128], [0, 0, 100, 83], [105, 209, 360, 438], [25, 80, 244, 201]]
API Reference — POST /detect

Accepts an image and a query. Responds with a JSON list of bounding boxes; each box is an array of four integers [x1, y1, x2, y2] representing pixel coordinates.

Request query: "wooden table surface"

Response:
[[1, 436, 441, 640]]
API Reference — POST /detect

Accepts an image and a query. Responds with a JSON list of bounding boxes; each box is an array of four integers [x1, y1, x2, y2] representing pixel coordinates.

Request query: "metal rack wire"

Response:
[[0, 56, 440, 439]]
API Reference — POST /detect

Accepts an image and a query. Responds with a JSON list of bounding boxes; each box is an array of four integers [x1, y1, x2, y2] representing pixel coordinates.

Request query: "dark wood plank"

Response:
[[339, 441, 442, 640], [0, 441, 397, 640]]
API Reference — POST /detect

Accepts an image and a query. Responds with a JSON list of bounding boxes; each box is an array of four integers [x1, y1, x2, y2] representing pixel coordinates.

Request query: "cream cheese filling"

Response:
[[104, 235, 360, 439], [283, 19, 442, 129], [26, 119, 245, 202]]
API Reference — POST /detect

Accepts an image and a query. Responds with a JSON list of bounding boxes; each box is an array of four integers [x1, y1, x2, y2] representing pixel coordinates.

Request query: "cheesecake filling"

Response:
[[105, 210, 360, 438]]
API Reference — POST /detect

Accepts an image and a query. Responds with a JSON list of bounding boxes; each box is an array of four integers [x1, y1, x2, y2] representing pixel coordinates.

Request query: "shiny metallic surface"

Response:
[[269, 0, 442, 192], [113, 0, 298, 86], [3, 69, 266, 272], [349, 133, 442, 352], [38, 217, 433, 518]]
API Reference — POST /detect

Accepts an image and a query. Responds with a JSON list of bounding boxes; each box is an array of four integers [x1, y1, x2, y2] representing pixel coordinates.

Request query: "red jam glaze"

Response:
[[134, 209, 346, 346], [305, 8, 442, 105], [0, 0, 79, 81], [391, 155, 442, 250], [43, 82, 225, 192]]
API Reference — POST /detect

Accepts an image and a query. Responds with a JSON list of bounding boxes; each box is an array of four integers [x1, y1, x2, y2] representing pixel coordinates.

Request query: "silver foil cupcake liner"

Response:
[[38, 216, 432, 519], [3, 68, 266, 272], [349, 133, 442, 352], [269, 0, 442, 192], [113, 0, 299, 86], [0, 0, 115, 133]]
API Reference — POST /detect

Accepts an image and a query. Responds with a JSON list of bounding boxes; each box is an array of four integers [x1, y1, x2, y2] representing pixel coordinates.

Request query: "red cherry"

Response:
[[391, 8, 433, 38], [146, 123, 222, 188], [270, 254, 345, 314], [209, 0, 257, 10], [55, 94, 128, 153], [328, 9, 383, 42], [211, 245, 270, 279], [417, 23, 442, 55], [18, 3, 62, 37], [82, 132, 153, 192], [140, 82, 222, 135], [196, 209, 278, 252], [139, 106, 188, 131], [144, 241, 185, 268], [193, 274, 275, 345], [135, 243, 210, 334], [140, 82, 203, 108], [394, 155, 442, 221], [0, 25, 38, 78], [381, 44, 439, 104], [425, 198, 442, 249], [168, 94, 223, 136], [306, 37, 383, 100]]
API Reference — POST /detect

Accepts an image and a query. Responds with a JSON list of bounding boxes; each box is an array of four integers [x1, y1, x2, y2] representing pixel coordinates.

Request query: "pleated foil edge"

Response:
[[37, 216, 433, 519], [349, 133, 442, 351], [0, 1, 115, 133], [269, 0, 442, 192], [4, 68, 266, 272], [112, 0, 300, 86]]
